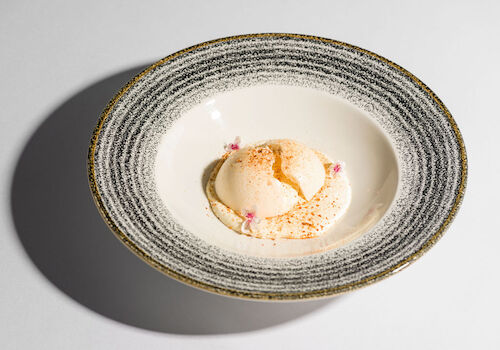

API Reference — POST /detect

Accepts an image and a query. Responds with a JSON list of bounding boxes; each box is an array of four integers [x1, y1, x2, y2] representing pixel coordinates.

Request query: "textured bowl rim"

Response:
[[87, 33, 468, 301]]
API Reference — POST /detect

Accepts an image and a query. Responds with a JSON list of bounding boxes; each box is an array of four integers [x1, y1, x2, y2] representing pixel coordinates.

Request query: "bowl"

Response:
[[88, 33, 467, 300]]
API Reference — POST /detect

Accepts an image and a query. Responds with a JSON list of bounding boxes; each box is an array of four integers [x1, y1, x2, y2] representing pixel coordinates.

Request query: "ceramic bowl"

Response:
[[88, 34, 467, 300]]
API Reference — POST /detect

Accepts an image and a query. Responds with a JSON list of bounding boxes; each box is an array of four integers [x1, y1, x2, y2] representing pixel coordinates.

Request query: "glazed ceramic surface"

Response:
[[88, 34, 467, 299], [156, 85, 397, 257]]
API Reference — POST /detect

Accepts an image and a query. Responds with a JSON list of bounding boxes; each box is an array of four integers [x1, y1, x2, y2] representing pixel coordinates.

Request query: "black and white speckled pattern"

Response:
[[88, 34, 467, 299]]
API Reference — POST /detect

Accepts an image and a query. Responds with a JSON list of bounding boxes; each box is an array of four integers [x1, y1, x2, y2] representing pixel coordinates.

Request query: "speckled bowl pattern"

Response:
[[88, 34, 467, 300]]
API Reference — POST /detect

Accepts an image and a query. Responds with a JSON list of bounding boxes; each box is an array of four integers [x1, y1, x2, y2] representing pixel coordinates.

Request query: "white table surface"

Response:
[[1, 1, 499, 349]]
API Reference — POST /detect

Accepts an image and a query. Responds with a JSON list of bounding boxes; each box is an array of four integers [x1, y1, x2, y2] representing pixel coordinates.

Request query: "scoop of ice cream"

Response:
[[265, 139, 326, 201], [214, 139, 325, 218]]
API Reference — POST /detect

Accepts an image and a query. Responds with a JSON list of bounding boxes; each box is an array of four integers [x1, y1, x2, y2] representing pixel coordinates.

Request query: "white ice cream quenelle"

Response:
[[214, 139, 325, 218], [207, 138, 352, 239]]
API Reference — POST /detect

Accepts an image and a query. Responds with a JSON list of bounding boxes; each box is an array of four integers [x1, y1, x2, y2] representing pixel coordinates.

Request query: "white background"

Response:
[[1, 1, 499, 349]]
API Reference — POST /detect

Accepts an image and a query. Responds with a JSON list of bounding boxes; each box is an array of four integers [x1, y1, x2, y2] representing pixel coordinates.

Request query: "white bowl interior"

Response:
[[155, 85, 398, 257]]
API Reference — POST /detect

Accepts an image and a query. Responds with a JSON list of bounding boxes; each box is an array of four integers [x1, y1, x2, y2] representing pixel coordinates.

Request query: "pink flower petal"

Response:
[[330, 162, 344, 177], [240, 206, 260, 233], [224, 136, 241, 152]]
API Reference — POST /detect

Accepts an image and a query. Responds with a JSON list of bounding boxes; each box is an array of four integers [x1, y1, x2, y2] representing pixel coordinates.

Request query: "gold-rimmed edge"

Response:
[[87, 33, 468, 301]]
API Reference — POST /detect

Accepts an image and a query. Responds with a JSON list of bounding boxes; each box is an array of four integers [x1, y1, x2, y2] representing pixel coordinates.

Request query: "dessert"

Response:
[[206, 138, 351, 239]]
